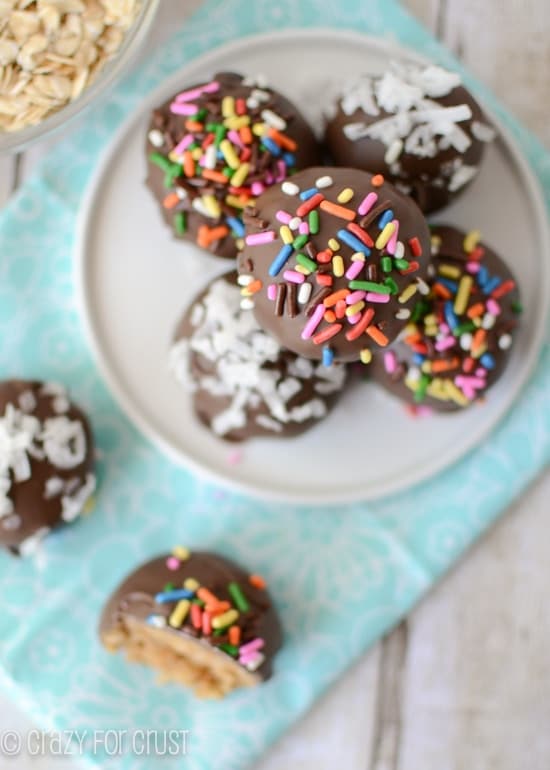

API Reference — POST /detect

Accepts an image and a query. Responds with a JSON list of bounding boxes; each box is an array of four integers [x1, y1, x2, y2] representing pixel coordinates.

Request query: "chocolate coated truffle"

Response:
[[0, 380, 96, 555], [170, 272, 347, 440], [99, 548, 282, 699], [146, 71, 322, 259], [370, 226, 521, 411], [237, 166, 431, 363], [324, 63, 495, 214]]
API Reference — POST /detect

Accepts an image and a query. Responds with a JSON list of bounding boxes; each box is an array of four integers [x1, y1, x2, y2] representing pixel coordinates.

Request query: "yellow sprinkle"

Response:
[[463, 229, 481, 254], [404, 322, 418, 335], [169, 599, 190, 629], [226, 195, 255, 209], [236, 237, 244, 250], [332, 255, 344, 277], [424, 325, 438, 337], [221, 95, 235, 118], [424, 313, 437, 326], [427, 379, 449, 401], [223, 115, 251, 130], [445, 380, 469, 406], [280, 225, 293, 244], [399, 284, 417, 304], [230, 162, 250, 188], [346, 300, 365, 316], [168, 152, 183, 163], [172, 545, 190, 561], [83, 496, 95, 515], [472, 316, 482, 328], [295, 264, 310, 275], [438, 264, 461, 279], [351, 252, 365, 262], [252, 122, 267, 136], [360, 348, 372, 365], [202, 195, 221, 218], [191, 147, 202, 160], [337, 187, 354, 203], [405, 376, 419, 392], [454, 275, 473, 315], [328, 238, 340, 251], [471, 343, 487, 360], [183, 577, 200, 591], [219, 139, 240, 169], [421, 361, 432, 374], [375, 222, 396, 250], [212, 609, 239, 629], [431, 234, 442, 252]]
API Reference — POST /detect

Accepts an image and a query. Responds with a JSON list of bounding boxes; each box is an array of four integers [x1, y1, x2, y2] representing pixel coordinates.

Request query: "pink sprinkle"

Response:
[[276, 210, 292, 224], [358, 191, 378, 216], [386, 219, 400, 256], [264, 171, 274, 185], [276, 160, 287, 182], [301, 304, 325, 339], [475, 367, 487, 377], [166, 557, 180, 571], [239, 651, 263, 666], [345, 260, 364, 280], [267, 284, 277, 301], [227, 129, 243, 148], [384, 351, 398, 373], [299, 222, 309, 235], [175, 81, 220, 102], [227, 449, 242, 466], [347, 313, 362, 324], [346, 290, 366, 304], [245, 231, 276, 246], [414, 405, 434, 417], [487, 299, 501, 316], [251, 182, 265, 196], [170, 101, 198, 116], [173, 134, 194, 155], [440, 323, 450, 334], [458, 384, 476, 400], [466, 261, 480, 274], [283, 270, 305, 284], [435, 336, 456, 352], [366, 292, 390, 303], [456, 375, 485, 389], [239, 638, 265, 656]]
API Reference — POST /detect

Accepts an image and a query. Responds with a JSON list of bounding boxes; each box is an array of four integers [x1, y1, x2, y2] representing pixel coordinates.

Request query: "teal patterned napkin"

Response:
[[0, 1, 549, 769]]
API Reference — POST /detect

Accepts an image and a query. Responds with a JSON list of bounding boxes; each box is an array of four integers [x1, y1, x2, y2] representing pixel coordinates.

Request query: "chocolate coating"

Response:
[[0, 379, 96, 555], [99, 550, 282, 684], [146, 71, 322, 259], [170, 272, 347, 441], [237, 166, 431, 363], [370, 226, 521, 411], [324, 64, 495, 214]]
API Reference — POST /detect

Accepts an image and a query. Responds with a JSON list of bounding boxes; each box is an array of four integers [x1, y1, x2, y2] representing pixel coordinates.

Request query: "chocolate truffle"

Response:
[[99, 548, 282, 699], [370, 226, 521, 411], [146, 71, 322, 259], [170, 272, 347, 440], [324, 63, 495, 214], [0, 380, 96, 556], [237, 167, 431, 364]]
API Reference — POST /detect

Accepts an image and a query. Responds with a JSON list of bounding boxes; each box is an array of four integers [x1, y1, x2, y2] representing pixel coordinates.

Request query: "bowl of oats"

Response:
[[0, 0, 159, 152]]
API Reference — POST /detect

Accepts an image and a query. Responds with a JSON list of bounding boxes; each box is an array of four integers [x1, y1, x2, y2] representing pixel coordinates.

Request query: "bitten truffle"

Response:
[[370, 226, 521, 411], [0, 379, 96, 555], [99, 548, 282, 699], [146, 71, 322, 259], [324, 63, 495, 214], [169, 272, 347, 440]]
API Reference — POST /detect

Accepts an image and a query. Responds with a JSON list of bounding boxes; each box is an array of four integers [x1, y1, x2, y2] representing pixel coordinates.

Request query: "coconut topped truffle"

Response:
[[170, 272, 347, 441], [146, 71, 321, 259], [0, 379, 96, 556], [99, 548, 282, 699], [324, 63, 495, 214], [237, 167, 431, 364], [370, 226, 521, 411]]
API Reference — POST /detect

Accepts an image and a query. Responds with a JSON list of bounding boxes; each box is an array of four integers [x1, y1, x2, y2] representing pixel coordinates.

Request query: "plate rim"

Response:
[[75, 27, 550, 506]]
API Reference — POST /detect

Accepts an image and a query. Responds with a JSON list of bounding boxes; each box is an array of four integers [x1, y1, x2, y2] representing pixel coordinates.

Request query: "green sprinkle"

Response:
[[383, 277, 399, 295], [394, 258, 410, 270], [190, 108, 207, 121], [295, 253, 317, 272], [213, 628, 225, 637], [411, 299, 430, 323], [223, 167, 234, 178], [228, 582, 250, 613], [164, 164, 182, 188], [219, 643, 239, 657], [205, 122, 219, 131], [308, 210, 320, 235], [149, 152, 172, 172], [191, 598, 205, 607], [215, 125, 227, 146], [381, 256, 393, 273], [163, 583, 175, 592], [414, 373, 430, 402], [293, 234, 308, 250], [349, 280, 391, 294], [452, 321, 476, 337], [174, 211, 187, 235], [512, 300, 523, 315]]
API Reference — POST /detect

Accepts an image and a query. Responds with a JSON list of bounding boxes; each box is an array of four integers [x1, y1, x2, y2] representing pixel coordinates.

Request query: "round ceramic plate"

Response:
[[76, 29, 550, 505]]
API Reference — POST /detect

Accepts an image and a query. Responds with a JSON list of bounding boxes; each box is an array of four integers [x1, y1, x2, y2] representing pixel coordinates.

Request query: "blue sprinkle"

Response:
[[444, 300, 459, 330], [226, 216, 245, 237], [154, 589, 194, 604], [480, 353, 496, 370], [378, 209, 394, 228], [216, 150, 225, 160], [482, 276, 502, 295], [412, 353, 426, 366], [261, 137, 282, 156], [269, 244, 293, 276], [476, 265, 489, 288], [337, 229, 371, 256], [283, 152, 296, 167], [299, 187, 319, 201], [322, 346, 334, 367], [437, 277, 459, 293]]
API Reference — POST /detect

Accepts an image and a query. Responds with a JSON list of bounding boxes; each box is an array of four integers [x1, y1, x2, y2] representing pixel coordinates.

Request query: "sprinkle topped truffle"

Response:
[[99, 548, 282, 699], [237, 167, 431, 363], [0, 379, 96, 556], [370, 225, 521, 411], [146, 71, 321, 259], [324, 63, 495, 214]]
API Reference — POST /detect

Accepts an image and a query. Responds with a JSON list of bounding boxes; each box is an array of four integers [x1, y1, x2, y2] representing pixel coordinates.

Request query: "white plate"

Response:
[[76, 29, 550, 505]]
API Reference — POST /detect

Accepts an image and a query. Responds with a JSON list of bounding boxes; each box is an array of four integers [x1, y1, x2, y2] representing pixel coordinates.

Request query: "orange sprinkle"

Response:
[[202, 169, 229, 184], [335, 299, 347, 319], [324, 289, 350, 307], [433, 283, 452, 300], [268, 127, 297, 151], [316, 274, 333, 287], [313, 323, 343, 345], [371, 174, 385, 187], [324, 310, 336, 323], [249, 574, 266, 590], [240, 125, 253, 144], [366, 325, 389, 346], [202, 611, 212, 635], [197, 225, 229, 248], [229, 626, 241, 646], [201, 134, 215, 149], [466, 302, 485, 319], [404, 332, 423, 345], [185, 120, 203, 132], [319, 200, 356, 221], [463, 357, 475, 373], [345, 308, 375, 341], [471, 328, 487, 353], [162, 192, 180, 210], [491, 279, 515, 299], [197, 587, 219, 605], [246, 279, 263, 294], [183, 151, 195, 177], [191, 603, 202, 629], [316, 249, 333, 264], [431, 357, 460, 373], [205, 600, 231, 615], [240, 147, 252, 162]]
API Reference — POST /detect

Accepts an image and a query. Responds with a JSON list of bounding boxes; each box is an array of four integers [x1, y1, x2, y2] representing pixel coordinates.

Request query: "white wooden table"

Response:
[[1, 2, 549, 768]]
